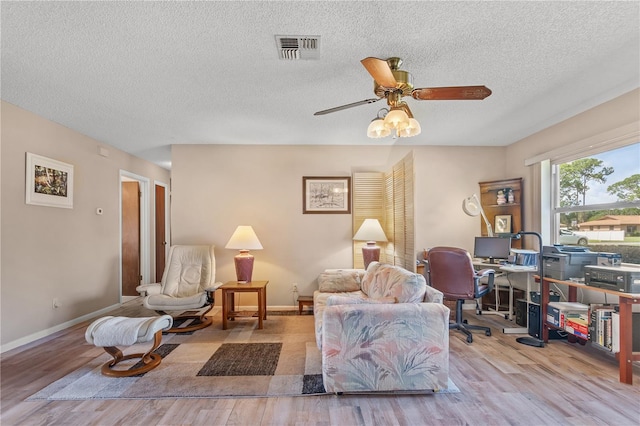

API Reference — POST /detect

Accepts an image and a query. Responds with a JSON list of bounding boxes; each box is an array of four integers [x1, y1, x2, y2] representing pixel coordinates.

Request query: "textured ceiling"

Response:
[[2, 1, 639, 169]]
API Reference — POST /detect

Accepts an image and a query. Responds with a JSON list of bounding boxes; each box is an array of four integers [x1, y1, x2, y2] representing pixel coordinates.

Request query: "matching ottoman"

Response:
[[85, 315, 173, 377]]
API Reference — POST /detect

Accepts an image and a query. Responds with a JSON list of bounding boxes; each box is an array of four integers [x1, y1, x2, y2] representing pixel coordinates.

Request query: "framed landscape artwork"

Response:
[[303, 176, 351, 214], [25, 152, 74, 209]]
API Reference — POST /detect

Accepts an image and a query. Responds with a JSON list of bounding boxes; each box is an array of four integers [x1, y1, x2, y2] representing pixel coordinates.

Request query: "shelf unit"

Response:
[[478, 177, 523, 248], [541, 276, 640, 385]]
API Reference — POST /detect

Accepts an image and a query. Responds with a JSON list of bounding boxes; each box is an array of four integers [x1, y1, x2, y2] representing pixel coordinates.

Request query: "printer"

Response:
[[585, 265, 640, 293], [542, 245, 598, 281]]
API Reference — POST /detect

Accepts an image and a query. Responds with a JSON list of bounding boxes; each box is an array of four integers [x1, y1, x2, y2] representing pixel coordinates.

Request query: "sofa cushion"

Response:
[[317, 270, 362, 292], [360, 262, 427, 303]]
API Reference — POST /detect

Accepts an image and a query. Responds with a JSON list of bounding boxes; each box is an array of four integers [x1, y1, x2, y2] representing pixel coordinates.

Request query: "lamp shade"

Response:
[[353, 219, 388, 242], [225, 226, 263, 250], [398, 117, 421, 137], [367, 118, 391, 138], [383, 108, 410, 130]]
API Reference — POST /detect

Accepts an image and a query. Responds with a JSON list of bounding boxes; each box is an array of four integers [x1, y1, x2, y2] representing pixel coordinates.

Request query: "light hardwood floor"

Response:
[[1, 299, 639, 426]]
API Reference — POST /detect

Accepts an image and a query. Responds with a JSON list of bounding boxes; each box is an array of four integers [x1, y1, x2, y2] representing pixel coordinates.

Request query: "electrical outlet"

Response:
[[292, 283, 298, 293]]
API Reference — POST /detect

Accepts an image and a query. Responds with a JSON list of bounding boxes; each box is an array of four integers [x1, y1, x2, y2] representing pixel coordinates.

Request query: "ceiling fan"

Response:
[[314, 57, 492, 137]]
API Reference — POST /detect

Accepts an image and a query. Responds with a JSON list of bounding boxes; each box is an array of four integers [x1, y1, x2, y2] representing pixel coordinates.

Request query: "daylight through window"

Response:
[[552, 142, 640, 264]]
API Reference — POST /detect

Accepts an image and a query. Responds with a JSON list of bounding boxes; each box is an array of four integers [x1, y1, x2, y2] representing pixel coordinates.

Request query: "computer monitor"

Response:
[[474, 236, 512, 264]]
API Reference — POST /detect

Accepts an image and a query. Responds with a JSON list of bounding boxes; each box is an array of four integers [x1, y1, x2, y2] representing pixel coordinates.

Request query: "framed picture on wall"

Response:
[[303, 176, 351, 214], [495, 214, 512, 234], [25, 152, 74, 209]]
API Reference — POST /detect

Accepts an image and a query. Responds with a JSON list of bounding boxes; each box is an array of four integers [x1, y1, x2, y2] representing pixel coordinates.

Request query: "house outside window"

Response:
[[552, 142, 640, 264]]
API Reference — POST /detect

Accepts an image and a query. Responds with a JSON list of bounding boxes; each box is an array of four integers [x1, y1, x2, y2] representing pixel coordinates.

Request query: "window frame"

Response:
[[549, 141, 640, 245]]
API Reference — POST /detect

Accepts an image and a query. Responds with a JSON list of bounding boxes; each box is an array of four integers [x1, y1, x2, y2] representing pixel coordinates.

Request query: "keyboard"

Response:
[[501, 264, 537, 271]]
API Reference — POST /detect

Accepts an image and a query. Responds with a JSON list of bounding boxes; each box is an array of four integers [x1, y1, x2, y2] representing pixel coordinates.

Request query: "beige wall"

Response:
[[504, 88, 639, 236], [171, 144, 505, 305], [1, 101, 170, 350], [3, 88, 636, 350]]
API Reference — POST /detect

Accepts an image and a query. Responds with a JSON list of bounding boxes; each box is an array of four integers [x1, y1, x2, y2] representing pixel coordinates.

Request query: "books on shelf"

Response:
[[588, 304, 617, 351]]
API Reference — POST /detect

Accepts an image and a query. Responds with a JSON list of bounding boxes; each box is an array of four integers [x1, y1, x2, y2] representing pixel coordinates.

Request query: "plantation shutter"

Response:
[[352, 152, 415, 271], [352, 172, 386, 269]]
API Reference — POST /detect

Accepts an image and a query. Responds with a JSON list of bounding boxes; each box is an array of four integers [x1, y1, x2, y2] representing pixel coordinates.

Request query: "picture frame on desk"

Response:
[[495, 214, 512, 233]]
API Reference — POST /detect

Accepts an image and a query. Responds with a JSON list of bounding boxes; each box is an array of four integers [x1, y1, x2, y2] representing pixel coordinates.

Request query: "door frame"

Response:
[[119, 170, 150, 303], [155, 180, 170, 278]]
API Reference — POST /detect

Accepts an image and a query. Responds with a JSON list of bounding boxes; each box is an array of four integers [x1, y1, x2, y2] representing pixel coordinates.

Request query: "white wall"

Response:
[[1, 101, 170, 350], [171, 144, 505, 306]]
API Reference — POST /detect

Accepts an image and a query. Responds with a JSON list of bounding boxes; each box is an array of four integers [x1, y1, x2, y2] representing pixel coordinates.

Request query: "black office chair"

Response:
[[427, 246, 495, 343]]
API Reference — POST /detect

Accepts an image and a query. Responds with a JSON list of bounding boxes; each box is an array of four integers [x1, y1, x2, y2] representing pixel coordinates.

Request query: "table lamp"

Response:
[[225, 225, 263, 283], [462, 194, 494, 237], [353, 219, 388, 269]]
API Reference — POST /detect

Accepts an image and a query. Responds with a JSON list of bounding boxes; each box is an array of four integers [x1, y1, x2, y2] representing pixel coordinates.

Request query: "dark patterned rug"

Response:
[[197, 343, 282, 376], [28, 314, 326, 400]]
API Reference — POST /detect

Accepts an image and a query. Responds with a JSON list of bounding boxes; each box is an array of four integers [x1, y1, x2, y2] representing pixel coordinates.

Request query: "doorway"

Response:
[[155, 182, 169, 281], [120, 171, 150, 302]]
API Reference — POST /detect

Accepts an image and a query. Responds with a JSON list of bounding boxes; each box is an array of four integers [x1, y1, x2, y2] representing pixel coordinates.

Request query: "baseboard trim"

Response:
[[1, 303, 121, 354]]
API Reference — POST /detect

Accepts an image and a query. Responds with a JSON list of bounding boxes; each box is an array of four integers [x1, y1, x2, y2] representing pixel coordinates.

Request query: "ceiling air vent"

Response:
[[275, 35, 320, 60]]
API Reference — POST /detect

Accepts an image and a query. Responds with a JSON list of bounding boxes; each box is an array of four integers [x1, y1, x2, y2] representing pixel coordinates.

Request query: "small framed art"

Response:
[[495, 215, 512, 233], [303, 176, 351, 214], [25, 152, 74, 209]]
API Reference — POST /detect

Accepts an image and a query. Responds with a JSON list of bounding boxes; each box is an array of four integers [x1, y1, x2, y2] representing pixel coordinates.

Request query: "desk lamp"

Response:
[[463, 194, 494, 237], [353, 219, 388, 269], [225, 226, 263, 283]]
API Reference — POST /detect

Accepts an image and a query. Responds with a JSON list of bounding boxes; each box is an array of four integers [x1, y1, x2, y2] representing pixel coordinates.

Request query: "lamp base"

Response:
[[516, 336, 545, 348], [362, 242, 380, 270], [234, 250, 254, 283]]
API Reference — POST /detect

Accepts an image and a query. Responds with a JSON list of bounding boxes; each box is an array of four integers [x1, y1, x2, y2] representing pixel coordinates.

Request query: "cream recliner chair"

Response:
[[137, 245, 223, 333]]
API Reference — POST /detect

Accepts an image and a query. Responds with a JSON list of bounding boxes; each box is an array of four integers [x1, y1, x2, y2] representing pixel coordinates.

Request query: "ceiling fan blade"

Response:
[[361, 57, 397, 88], [411, 86, 492, 101], [314, 98, 382, 116]]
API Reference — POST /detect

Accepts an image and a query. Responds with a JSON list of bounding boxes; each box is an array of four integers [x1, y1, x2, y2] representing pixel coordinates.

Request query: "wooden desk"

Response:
[[540, 277, 640, 385], [221, 281, 269, 330]]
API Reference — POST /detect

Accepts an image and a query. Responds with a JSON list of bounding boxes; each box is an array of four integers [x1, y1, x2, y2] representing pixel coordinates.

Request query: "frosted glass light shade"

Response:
[[384, 109, 410, 130], [367, 118, 391, 138], [398, 118, 421, 137]]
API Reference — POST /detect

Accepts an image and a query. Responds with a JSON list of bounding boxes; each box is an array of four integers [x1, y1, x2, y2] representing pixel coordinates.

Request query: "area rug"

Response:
[[28, 311, 458, 401]]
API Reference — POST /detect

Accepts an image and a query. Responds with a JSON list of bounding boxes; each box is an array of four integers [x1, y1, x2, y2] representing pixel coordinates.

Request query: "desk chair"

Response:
[[427, 246, 495, 343]]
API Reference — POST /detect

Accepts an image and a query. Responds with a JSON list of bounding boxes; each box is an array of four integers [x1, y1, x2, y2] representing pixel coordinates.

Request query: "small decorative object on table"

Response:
[[496, 190, 506, 205]]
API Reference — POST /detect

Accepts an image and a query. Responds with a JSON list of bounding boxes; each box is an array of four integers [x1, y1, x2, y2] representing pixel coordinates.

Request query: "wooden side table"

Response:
[[297, 295, 314, 314], [221, 281, 269, 330]]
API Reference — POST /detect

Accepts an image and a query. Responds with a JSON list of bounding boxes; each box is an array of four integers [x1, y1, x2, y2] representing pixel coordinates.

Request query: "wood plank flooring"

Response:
[[2, 299, 639, 425]]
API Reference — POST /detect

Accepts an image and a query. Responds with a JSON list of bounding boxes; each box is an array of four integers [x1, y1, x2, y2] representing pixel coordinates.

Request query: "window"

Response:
[[552, 142, 640, 264]]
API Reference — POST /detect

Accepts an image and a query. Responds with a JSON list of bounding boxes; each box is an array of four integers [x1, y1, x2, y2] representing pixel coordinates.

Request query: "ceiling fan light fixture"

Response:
[[383, 108, 410, 130], [367, 117, 391, 138], [398, 117, 421, 137]]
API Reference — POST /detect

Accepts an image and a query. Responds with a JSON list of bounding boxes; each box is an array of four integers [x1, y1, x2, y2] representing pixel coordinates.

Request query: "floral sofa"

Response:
[[313, 262, 450, 393]]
